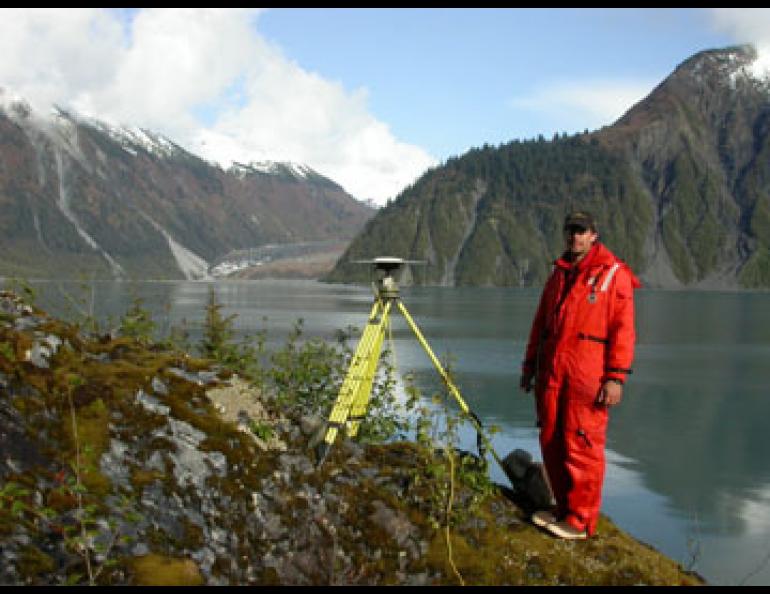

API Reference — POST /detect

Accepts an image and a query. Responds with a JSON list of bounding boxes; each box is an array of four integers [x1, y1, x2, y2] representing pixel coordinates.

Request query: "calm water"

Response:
[[27, 279, 770, 586]]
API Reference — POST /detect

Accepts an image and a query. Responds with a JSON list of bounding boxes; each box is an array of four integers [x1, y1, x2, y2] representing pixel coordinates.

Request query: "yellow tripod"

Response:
[[314, 257, 506, 472]]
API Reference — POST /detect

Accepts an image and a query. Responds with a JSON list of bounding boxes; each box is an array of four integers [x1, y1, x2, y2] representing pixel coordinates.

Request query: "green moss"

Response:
[[129, 554, 204, 586], [69, 397, 111, 496], [17, 545, 56, 580], [130, 468, 165, 490], [418, 495, 701, 586], [313, 440, 703, 586]]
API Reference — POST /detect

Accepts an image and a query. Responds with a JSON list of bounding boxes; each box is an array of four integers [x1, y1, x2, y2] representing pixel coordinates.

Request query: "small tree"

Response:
[[199, 287, 237, 362], [118, 298, 156, 344]]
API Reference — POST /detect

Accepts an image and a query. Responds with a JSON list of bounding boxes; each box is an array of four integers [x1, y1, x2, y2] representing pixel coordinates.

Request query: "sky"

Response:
[[0, 8, 768, 206]]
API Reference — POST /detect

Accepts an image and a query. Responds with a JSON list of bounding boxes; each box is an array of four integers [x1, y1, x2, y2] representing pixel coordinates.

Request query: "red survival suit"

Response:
[[522, 241, 641, 535]]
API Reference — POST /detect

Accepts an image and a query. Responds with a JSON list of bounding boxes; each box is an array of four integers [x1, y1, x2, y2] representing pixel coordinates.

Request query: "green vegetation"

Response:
[[118, 297, 158, 344], [658, 152, 732, 283], [739, 247, 770, 288], [327, 134, 653, 287]]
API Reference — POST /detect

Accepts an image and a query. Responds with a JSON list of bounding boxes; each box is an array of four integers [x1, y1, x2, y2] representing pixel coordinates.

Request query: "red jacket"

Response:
[[523, 242, 641, 389]]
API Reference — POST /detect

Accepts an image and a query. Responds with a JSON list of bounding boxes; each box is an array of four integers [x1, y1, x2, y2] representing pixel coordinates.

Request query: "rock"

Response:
[[153, 417, 227, 492], [369, 500, 419, 550], [501, 448, 532, 481], [341, 440, 365, 461], [24, 333, 62, 368], [167, 367, 220, 386], [135, 389, 170, 416], [277, 453, 315, 477], [132, 543, 150, 556], [100, 438, 133, 489], [206, 375, 288, 452], [299, 414, 324, 437], [261, 514, 287, 540], [151, 376, 169, 396], [0, 395, 49, 476], [501, 449, 555, 511]]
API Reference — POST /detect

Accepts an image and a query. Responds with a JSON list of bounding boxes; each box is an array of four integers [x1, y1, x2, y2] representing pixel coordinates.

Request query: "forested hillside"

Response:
[[327, 45, 770, 289]]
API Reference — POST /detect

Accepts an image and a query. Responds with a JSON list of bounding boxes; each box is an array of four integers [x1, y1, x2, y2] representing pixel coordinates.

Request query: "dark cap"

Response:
[[563, 210, 597, 232]]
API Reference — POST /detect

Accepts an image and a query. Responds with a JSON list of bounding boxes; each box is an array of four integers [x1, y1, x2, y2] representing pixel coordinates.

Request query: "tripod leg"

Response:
[[316, 299, 392, 464], [347, 306, 389, 438], [396, 300, 472, 415], [396, 300, 505, 469]]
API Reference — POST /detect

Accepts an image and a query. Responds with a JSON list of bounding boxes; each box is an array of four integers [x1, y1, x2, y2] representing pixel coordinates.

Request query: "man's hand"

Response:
[[596, 380, 623, 407], [520, 373, 534, 393]]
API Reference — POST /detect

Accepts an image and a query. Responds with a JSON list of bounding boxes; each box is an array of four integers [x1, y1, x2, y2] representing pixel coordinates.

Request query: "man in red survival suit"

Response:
[[520, 211, 641, 540]]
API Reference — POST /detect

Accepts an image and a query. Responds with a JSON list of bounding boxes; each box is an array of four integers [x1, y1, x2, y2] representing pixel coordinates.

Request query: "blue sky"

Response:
[[257, 8, 733, 160], [0, 8, 764, 205]]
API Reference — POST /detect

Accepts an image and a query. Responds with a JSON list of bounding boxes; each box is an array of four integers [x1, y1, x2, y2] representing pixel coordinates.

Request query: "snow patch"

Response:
[[0, 90, 185, 162], [703, 46, 770, 91], [210, 259, 260, 277], [138, 212, 211, 280], [229, 160, 315, 180], [86, 119, 184, 159]]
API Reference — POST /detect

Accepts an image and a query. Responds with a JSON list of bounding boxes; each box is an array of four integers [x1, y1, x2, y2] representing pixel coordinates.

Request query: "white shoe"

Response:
[[531, 510, 557, 528], [546, 520, 587, 540]]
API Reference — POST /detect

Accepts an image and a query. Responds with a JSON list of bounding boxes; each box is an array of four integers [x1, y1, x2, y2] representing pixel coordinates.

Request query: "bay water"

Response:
[[26, 278, 770, 586]]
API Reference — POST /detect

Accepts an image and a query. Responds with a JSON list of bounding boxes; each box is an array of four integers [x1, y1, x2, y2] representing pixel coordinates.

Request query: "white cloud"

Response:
[[192, 48, 434, 204], [708, 8, 770, 77], [707, 8, 770, 46], [0, 8, 435, 205], [509, 79, 655, 134], [0, 8, 125, 112]]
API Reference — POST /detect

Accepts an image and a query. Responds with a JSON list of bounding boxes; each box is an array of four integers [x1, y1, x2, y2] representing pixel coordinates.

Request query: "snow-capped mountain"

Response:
[[0, 90, 373, 280]]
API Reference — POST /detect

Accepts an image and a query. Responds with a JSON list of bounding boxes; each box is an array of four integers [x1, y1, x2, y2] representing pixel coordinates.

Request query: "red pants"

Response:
[[536, 378, 608, 535]]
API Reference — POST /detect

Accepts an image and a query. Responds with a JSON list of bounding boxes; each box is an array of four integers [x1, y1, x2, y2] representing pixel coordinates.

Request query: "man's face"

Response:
[[564, 224, 598, 258]]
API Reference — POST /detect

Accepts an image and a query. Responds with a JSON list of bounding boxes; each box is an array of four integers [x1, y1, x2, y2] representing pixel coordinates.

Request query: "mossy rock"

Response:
[[129, 554, 204, 586]]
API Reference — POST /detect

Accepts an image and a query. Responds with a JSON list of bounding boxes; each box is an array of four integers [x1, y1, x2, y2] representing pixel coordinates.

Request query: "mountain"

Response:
[[0, 91, 374, 280], [326, 44, 770, 289]]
